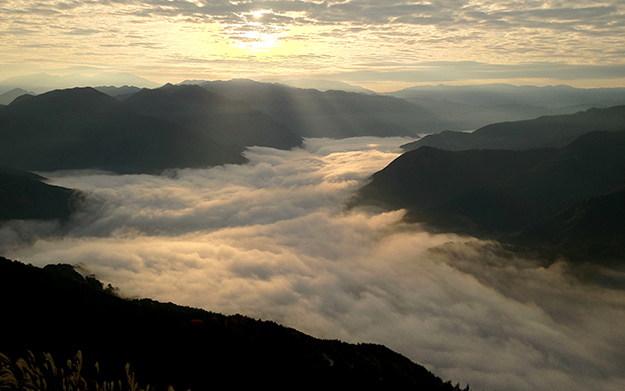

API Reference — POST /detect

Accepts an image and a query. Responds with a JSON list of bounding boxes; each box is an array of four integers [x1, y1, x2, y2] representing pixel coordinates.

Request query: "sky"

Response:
[[1, 0, 625, 91], [2, 138, 625, 391]]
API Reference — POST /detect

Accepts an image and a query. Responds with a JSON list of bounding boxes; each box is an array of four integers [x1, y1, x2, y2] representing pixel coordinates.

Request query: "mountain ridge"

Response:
[[0, 87, 246, 174], [402, 105, 625, 151], [354, 130, 625, 262], [0, 257, 469, 390], [122, 84, 303, 151], [199, 79, 451, 137]]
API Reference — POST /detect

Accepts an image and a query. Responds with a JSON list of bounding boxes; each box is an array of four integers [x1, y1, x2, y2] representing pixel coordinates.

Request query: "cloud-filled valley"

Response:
[[2, 137, 624, 391]]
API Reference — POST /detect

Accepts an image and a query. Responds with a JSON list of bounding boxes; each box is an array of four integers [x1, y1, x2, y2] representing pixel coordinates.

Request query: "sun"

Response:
[[235, 30, 281, 52], [227, 9, 286, 53], [250, 9, 271, 19]]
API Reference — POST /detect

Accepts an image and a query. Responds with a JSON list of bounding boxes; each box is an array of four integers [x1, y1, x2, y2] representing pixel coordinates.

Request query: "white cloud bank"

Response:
[[1, 137, 625, 391]]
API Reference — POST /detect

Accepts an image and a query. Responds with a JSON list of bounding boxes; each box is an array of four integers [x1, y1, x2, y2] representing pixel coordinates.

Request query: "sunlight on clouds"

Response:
[[1, 0, 624, 84]]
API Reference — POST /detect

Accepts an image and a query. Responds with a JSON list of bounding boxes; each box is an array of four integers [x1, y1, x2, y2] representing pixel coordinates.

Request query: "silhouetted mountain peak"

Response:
[[7, 87, 123, 118], [7, 93, 36, 106], [127, 83, 221, 106], [0, 88, 35, 105]]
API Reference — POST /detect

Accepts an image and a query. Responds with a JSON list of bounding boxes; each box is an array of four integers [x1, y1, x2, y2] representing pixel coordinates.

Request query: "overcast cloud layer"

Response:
[[1, 138, 624, 391], [1, 0, 624, 89]]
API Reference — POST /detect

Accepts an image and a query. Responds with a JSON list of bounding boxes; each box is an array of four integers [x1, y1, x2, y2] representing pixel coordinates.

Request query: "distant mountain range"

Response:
[[386, 84, 625, 108], [198, 79, 451, 137], [402, 105, 625, 151], [386, 84, 625, 131], [398, 96, 596, 132], [276, 79, 378, 94], [355, 130, 625, 263], [0, 73, 159, 95], [4, 74, 625, 139], [0, 88, 35, 105], [122, 83, 302, 151], [0, 257, 467, 390]]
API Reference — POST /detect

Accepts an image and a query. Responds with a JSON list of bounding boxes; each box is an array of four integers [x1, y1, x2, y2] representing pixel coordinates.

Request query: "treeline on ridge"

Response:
[[0, 257, 470, 390]]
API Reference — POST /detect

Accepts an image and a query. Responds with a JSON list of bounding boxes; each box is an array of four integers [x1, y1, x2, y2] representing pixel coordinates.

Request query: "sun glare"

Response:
[[234, 30, 281, 52], [251, 9, 271, 19]]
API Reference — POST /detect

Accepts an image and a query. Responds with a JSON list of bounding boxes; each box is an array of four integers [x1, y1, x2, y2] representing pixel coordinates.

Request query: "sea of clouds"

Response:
[[1, 137, 624, 391]]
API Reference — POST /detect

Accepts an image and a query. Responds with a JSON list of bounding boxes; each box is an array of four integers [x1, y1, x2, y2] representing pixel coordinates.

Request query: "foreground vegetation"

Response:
[[0, 350, 153, 391], [0, 258, 470, 390]]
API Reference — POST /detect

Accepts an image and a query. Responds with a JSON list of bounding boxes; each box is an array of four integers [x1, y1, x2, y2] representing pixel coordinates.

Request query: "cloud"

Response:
[[1, 0, 624, 86], [2, 137, 625, 391], [65, 29, 101, 35], [325, 62, 625, 83]]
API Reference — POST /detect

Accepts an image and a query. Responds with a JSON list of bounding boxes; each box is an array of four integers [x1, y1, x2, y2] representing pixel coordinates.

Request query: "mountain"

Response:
[[402, 105, 625, 151], [354, 147, 556, 212], [355, 131, 625, 255], [0, 73, 159, 94], [0, 87, 245, 174], [0, 166, 79, 221], [277, 79, 377, 94], [95, 85, 142, 98], [387, 84, 625, 108], [199, 79, 450, 137], [518, 189, 625, 264], [0, 88, 35, 105], [122, 84, 303, 150], [398, 96, 597, 132], [432, 131, 625, 234], [0, 257, 468, 390]]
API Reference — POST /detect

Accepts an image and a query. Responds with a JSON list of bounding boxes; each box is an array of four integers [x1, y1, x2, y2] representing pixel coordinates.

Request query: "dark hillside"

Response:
[[354, 147, 556, 211], [0, 166, 79, 221], [518, 189, 625, 264], [0, 88, 245, 174], [123, 84, 302, 151], [0, 258, 467, 390], [355, 131, 625, 262], [437, 130, 625, 233]]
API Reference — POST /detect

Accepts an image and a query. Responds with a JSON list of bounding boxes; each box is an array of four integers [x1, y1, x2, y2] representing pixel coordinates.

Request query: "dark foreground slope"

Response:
[[122, 84, 302, 151], [402, 105, 625, 151], [0, 166, 79, 221], [0, 258, 467, 390], [0, 88, 245, 174], [355, 131, 625, 262]]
